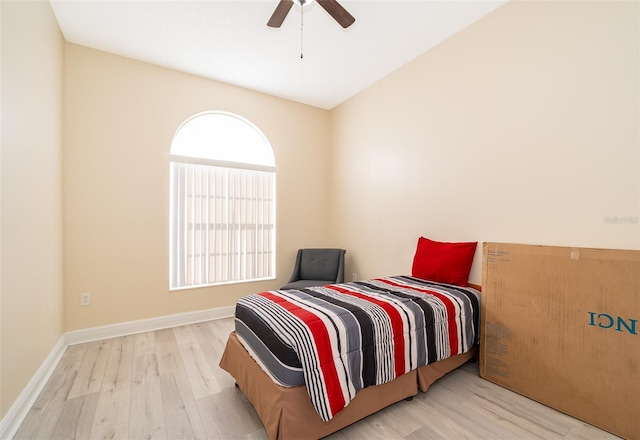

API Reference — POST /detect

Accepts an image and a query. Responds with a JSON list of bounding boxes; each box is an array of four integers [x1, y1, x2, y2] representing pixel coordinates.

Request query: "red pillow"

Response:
[[411, 237, 477, 286]]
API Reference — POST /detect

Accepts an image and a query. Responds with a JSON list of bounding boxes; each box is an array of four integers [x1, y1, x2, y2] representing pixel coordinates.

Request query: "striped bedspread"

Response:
[[234, 276, 480, 422]]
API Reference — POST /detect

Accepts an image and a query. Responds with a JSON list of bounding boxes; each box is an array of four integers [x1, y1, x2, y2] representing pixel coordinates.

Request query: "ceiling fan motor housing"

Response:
[[268, 0, 355, 29]]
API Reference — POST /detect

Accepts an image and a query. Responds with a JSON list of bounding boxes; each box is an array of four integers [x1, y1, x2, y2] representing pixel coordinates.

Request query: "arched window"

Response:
[[169, 111, 276, 290]]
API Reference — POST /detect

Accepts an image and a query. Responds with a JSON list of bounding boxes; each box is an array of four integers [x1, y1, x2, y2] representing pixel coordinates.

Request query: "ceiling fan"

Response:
[[267, 0, 355, 29]]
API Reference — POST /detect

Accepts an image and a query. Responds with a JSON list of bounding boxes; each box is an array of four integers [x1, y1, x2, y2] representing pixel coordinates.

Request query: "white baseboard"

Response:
[[0, 306, 235, 439], [64, 305, 235, 345], [0, 337, 66, 440]]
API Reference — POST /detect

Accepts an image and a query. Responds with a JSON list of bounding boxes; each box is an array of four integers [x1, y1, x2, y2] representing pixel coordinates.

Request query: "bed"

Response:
[[220, 277, 480, 439]]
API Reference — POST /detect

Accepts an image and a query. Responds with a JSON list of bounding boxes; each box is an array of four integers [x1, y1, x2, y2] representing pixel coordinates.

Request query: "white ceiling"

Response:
[[50, 0, 507, 110]]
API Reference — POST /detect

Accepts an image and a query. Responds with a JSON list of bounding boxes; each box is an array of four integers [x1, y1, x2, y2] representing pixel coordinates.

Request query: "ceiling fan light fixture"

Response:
[[293, 0, 314, 5]]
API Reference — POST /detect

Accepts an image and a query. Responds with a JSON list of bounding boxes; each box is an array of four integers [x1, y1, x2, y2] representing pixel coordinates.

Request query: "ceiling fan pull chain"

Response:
[[300, 5, 304, 59]]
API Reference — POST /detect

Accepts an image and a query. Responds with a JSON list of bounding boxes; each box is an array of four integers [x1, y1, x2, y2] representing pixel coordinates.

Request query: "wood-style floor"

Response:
[[14, 317, 620, 440]]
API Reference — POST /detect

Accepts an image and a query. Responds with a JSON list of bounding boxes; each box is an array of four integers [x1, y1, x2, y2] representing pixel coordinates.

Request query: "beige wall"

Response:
[[64, 44, 332, 331], [330, 0, 639, 284], [0, 0, 65, 417]]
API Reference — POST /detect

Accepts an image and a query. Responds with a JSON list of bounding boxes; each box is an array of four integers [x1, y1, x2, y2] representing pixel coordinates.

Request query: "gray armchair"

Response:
[[281, 248, 346, 290]]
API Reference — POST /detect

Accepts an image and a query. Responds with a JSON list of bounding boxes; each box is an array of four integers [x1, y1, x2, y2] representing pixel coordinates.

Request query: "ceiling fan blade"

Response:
[[317, 0, 355, 28], [267, 0, 294, 28]]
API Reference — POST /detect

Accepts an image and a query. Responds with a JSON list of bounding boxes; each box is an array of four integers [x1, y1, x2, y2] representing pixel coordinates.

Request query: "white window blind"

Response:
[[170, 162, 275, 289]]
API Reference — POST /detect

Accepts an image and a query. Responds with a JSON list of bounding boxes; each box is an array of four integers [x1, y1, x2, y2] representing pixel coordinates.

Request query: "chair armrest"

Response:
[[335, 250, 346, 283], [287, 249, 304, 283]]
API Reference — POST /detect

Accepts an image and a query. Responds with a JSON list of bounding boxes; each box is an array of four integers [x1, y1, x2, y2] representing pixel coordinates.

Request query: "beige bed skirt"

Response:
[[219, 332, 477, 440]]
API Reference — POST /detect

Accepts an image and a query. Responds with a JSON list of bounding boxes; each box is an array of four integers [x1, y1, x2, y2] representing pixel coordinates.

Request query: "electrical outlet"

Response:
[[352, 273, 357, 282], [80, 292, 91, 307]]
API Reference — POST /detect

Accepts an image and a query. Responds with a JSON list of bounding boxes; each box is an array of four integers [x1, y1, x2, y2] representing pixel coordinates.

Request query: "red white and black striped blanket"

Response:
[[235, 276, 480, 422]]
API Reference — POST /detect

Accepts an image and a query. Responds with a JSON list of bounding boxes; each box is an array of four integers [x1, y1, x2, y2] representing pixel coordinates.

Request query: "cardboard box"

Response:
[[480, 242, 640, 440]]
